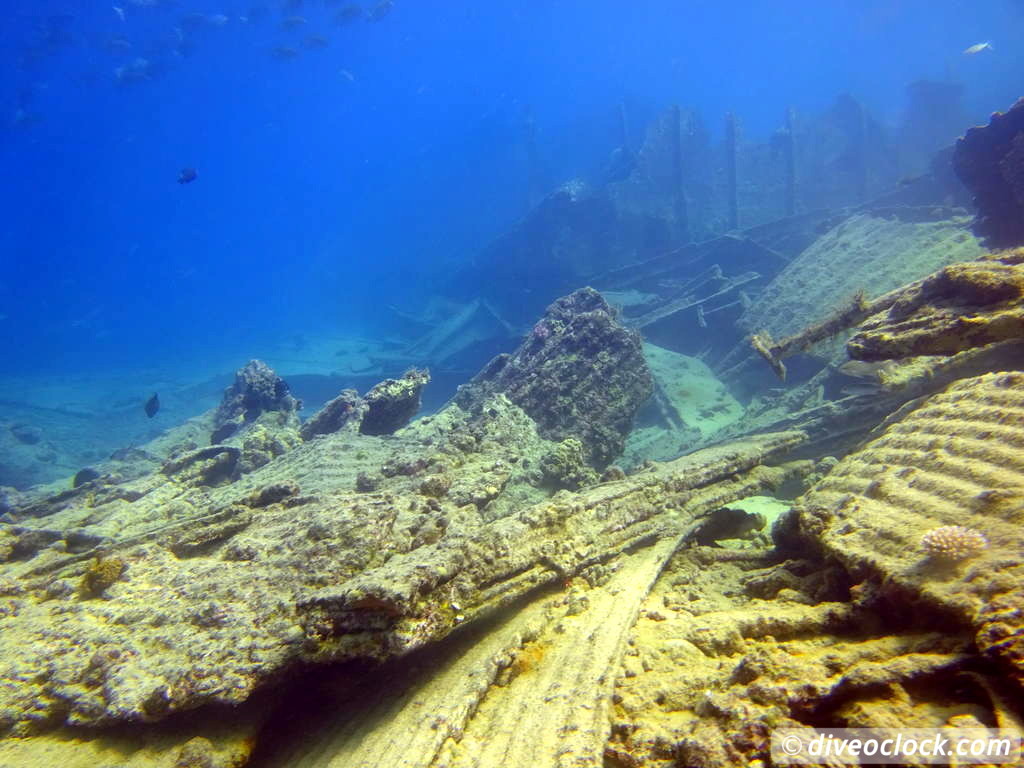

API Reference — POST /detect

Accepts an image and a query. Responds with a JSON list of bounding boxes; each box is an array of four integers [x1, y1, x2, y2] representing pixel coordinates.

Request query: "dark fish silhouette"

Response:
[[144, 393, 160, 417], [689, 507, 765, 547], [73, 467, 101, 488], [177, 167, 198, 184]]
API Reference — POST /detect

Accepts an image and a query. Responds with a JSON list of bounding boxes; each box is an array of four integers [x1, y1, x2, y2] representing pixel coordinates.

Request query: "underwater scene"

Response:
[[3, 0, 1024, 766]]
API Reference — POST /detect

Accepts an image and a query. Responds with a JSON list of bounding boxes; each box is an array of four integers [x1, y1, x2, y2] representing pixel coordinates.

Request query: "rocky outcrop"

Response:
[[213, 359, 301, 431], [300, 370, 430, 441], [455, 288, 652, 468], [299, 389, 366, 441], [360, 368, 430, 436], [953, 98, 1024, 248]]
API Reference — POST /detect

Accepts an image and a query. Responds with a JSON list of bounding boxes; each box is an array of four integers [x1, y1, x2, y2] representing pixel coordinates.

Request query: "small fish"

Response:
[[114, 57, 154, 83], [840, 382, 882, 397], [338, 68, 355, 81], [368, 0, 392, 21], [105, 36, 132, 53], [208, 13, 230, 25], [689, 507, 765, 547], [177, 167, 198, 184], [144, 393, 160, 418], [281, 15, 307, 28], [837, 360, 881, 379], [12, 108, 42, 126], [271, 45, 299, 59], [303, 34, 329, 48], [113, 5, 126, 21], [836, 359, 899, 387], [963, 41, 993, 55], [333, 4, 363, 23]]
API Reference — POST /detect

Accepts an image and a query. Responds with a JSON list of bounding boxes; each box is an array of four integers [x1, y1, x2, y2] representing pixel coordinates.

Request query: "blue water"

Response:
[[0, 0, 1020, 377]]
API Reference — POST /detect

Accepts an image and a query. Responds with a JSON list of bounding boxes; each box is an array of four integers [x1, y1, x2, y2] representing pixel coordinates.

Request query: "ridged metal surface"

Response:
[[259, 539, 679, 768], [800, 372, 1024, 680]]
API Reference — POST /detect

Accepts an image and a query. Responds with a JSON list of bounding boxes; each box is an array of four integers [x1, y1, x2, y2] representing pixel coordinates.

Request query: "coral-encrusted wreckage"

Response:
[[3, 256, 1024, 767], [3, 106, 1024, 767], [953, 97, 1024, 249]]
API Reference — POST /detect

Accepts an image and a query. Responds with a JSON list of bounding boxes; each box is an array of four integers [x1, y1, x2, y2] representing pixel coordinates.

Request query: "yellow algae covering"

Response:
[[2, 247, 1024, 767]]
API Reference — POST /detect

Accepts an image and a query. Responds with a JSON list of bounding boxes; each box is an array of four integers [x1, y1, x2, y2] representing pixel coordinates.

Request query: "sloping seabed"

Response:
[[1, 252, 1023, 767]]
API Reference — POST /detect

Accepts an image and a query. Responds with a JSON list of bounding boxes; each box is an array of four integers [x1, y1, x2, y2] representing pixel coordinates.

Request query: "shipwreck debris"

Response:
[[299, 388, 365, 440], [455, 287, 652, 468], [360, 368, 430, 436], [749, 290, 869, 380], [953, 97, 1024, 248], [213, 359, 301, 429]]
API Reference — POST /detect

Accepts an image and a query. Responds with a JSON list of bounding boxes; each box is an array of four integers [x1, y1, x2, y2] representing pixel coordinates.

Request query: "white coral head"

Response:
[[921, 525, 988, 561]]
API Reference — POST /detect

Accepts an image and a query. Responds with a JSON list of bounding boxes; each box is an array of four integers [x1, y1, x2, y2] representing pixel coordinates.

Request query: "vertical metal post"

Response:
[[783, 107, 796, 217], [724, 112, 738, 230], [670, 105, 689, 243], [618, 100, 630, 152]]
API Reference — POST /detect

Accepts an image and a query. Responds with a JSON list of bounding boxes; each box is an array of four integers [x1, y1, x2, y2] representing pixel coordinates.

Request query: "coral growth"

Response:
[[539, 437, 598, 490], [79, 556, 126, 597], [920, 525, 988, 562], [240, 424, 301, 473]]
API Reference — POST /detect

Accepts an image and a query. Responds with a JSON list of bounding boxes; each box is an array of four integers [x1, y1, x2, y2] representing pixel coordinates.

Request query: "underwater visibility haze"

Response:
[[1, 0, 1020, 374], [1, 1, 1024, 766]]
